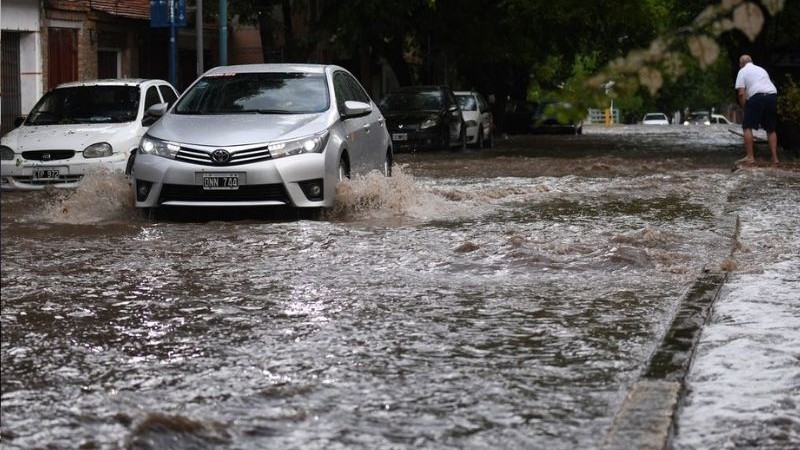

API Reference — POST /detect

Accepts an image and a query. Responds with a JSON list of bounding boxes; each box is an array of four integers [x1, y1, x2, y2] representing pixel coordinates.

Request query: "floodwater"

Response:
[[1, 125, 798, 449]]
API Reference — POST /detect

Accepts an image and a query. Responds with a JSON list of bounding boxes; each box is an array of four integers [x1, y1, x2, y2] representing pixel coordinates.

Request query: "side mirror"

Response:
[[342, 100, 371, 118], [142, 102, 168, 126], [13, 116, 26, 128]]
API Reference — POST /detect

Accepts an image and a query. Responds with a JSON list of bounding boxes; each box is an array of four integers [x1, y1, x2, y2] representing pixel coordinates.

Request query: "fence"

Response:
[[587, 108, 620, 124]]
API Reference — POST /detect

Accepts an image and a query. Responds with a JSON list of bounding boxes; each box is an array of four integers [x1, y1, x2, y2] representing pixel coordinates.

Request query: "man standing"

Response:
[[735, 54, 779, 164]]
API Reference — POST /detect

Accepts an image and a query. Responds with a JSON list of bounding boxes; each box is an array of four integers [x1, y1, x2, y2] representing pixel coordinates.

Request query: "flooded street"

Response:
[[1, 126, 798, 449]]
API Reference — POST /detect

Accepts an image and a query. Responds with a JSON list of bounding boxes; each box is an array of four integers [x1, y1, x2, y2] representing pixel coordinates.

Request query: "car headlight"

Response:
[[268, 130, 330, 159], [83, 142, 113, 158], [1, 145, 14, 160], [139, 135, 180, 159], [420, 116, 439, 130]]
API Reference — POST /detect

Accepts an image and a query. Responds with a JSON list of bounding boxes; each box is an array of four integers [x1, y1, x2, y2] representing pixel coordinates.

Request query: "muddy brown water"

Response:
[[1, 126, 796, 449]]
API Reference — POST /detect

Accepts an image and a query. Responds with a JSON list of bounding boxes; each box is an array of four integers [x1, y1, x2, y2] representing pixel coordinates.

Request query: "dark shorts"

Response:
[[742, 93, 777, 132]]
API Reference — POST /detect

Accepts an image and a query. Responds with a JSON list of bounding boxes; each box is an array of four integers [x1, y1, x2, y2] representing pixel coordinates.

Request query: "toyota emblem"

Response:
[[211, 149, 231, 164]]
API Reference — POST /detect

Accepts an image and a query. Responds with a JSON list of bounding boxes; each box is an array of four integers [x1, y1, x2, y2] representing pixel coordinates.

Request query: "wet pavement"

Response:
[[1, 125, 798, 449]]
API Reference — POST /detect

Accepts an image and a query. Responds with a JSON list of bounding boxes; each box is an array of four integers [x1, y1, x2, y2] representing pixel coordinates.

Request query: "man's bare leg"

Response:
[[767, 131, 779, 163], [738, 128, 756, 163]]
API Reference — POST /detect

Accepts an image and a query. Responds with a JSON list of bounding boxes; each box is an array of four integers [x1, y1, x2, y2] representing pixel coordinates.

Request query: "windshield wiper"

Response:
[[252, 109, 294, 114]]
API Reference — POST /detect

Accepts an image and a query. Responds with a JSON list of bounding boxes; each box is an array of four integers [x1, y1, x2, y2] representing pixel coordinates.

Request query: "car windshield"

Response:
[[456, 95, 477, 111], [26, 86, 140, 125], [174, 72, 329, 115], [645, 114, 665, 120], [380, 91, 442, 111]]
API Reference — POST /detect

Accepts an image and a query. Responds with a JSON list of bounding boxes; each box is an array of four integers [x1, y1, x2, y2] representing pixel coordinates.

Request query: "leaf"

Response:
[[733, 2, 764, 41], [761, 0, 785, 16], [638, 67, 663, 95], [687, 35, 720, 69]]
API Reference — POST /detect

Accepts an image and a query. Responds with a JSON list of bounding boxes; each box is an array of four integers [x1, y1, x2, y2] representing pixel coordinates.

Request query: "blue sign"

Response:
[[151, 0, 187, 28]]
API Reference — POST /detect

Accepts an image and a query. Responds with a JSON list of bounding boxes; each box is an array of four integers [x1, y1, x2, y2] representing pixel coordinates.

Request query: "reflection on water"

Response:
[[1, 126, 797, 449]]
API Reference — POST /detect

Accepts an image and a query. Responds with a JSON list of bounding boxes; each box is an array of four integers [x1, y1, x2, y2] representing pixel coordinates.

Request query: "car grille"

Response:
[[175, 144, 272, 166], [12, 175, 83, 185], [21, 150, 75, 161], [159, 183, 290, 203]]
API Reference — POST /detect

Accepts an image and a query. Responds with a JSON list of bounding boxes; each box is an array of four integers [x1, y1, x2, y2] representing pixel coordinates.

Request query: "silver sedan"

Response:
[[131, 64, 392, 214]]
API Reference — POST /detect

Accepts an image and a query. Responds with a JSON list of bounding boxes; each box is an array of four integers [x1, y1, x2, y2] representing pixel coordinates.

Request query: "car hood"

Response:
[[383, 110, 439, 124], [2, 123, 141, 152], [148, 113, 332, 146]]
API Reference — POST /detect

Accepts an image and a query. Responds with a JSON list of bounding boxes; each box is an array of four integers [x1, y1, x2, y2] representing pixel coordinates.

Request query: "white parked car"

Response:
[[131, 64, 392, 216], [454, 90, 494, 147], [1, 78, 178, 190], [642, 112, 669, 125]]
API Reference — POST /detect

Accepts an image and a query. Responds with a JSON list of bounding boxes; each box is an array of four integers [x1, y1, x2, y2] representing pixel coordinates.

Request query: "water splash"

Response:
[[41, 169, 136, 224]]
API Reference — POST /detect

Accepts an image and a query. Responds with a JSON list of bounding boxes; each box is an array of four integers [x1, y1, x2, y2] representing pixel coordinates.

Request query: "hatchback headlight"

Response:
[[139, 135, 180, 159], [268, 130, 330, 159], [420, 116, 439, 130], [1, 145, 14, 160], [83, 142, 113, 158]]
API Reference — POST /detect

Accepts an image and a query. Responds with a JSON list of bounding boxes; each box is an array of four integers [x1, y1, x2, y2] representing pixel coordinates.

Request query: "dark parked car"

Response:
[[503, 100, 537, 134], [379, 86, 465, 151], [531, 100, 583, 135]]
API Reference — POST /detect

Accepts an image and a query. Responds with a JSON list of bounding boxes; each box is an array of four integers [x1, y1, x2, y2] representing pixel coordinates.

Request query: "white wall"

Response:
[[1, 0, 44, 113]]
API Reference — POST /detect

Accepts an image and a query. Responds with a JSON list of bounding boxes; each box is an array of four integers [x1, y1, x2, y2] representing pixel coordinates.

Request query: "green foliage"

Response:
[[778, 75, 800, 123]]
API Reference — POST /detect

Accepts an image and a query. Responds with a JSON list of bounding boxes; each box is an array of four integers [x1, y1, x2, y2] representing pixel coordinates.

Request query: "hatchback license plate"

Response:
[[392, 133, 408, 141], [202, 173, 240, 190], [33, 169, 60, 180]]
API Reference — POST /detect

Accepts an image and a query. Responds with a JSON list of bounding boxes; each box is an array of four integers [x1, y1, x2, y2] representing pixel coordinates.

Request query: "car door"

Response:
[[444, 89, 462, 145], [333, 71, 372, 172]]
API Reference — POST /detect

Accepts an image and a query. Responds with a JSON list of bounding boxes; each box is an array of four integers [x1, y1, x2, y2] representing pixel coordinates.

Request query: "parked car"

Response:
[[683, 111, 711, 125], [710, 114, 733, 125], [1, 78, 178, 190], [503, 100, 537, 134], [642, 112, 670, 125], [379, 85, 465, 152], [130, 64, 392, 215], [454, 90, 494, 148], [531, 100, 583, 135]]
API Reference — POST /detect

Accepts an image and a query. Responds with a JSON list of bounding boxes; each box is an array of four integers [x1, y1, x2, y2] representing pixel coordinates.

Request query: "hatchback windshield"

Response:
[[174, 72, 329, 115], [26, 86, 140, 125], [644, 113, 666, 121], [456, 95, 477, 111], [380, 91, 442, 111]]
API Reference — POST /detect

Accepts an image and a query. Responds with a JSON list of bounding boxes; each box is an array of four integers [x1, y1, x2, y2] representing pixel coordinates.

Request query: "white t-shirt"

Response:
[[735, 62, 778, 99]]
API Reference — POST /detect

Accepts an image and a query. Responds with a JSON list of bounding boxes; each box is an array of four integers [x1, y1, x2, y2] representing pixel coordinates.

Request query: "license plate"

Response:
[[201, 173, 240, 190], [33, 169, 60, 180], [392, 133, 408, 141]]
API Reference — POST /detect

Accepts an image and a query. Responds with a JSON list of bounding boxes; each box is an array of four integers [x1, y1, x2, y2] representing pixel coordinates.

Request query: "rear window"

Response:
[[380, 91, 443, 111], [26, 85, 140, 125], [174, 72, 329, 115]]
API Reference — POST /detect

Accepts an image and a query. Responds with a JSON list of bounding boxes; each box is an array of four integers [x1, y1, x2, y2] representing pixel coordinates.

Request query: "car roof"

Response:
[[203, 64, 340, 75], [54, 78, 169, 89], [389, 85, 450, 92]]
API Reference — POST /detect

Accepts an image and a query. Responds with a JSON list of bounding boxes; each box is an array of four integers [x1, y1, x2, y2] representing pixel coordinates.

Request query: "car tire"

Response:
[[476, 129, 484, 149], [337, 154, 351, 181], [454, 125, 466, 152], [384, 149, 393, 177]]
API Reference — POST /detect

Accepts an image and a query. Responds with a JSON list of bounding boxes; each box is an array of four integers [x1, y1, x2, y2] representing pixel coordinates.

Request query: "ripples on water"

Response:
[[1, 126, 797, 449]]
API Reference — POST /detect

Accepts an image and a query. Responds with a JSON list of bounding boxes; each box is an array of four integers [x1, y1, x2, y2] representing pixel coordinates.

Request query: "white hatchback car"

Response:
[[642, 112, 669, 125], [454, 90, 494, 147], [1, 78, 178, 190], [130, 64, 392, 215]]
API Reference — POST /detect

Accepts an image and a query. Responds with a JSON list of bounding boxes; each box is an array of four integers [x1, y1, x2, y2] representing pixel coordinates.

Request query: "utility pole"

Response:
[[219, 0, 227, 66], [196, 0, 204, 76]]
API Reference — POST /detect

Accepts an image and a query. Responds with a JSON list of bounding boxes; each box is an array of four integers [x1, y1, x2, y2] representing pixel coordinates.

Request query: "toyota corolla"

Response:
[[130, 64, 392, 216]]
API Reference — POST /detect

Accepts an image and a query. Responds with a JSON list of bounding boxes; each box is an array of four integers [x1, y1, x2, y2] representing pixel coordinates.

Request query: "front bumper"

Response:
[[132, 152, 335, 209], [1, 155, 128, 190], [389, 127, 443, 151]]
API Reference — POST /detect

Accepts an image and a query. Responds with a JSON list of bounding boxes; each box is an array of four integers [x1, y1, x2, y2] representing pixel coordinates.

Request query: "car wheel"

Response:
[[337, 154, 351, 181], [455, 125, 466, 151], [384, 149, 393, 177], [476, 129, 484, 149]]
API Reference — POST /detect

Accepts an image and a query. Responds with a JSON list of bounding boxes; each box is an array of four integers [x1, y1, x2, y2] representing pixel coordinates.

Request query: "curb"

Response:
[[601, 272, 728, 450]]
